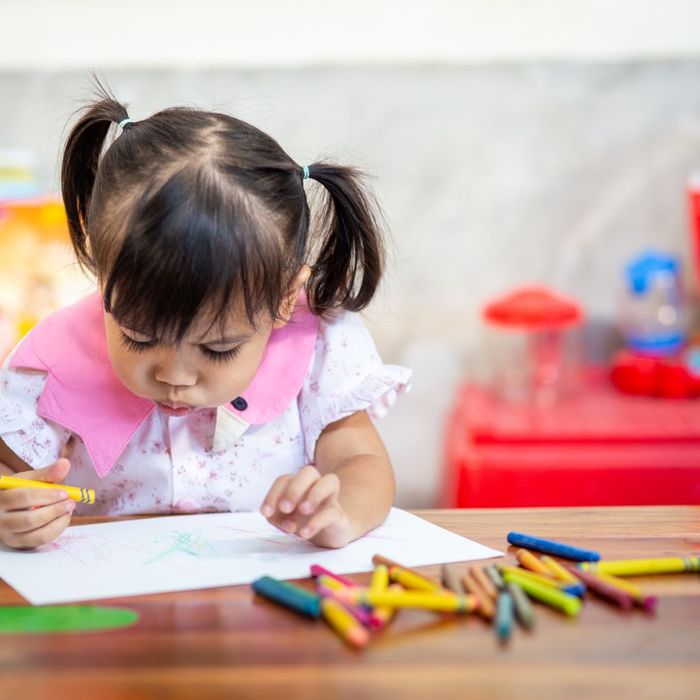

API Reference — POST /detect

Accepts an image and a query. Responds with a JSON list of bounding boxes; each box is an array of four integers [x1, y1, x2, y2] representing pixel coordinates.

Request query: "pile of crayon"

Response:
[[251, 532, 700, 648]]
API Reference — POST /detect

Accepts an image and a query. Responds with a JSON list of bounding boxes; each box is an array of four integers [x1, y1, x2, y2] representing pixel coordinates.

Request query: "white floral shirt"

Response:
[[0, 312, 410, 516]]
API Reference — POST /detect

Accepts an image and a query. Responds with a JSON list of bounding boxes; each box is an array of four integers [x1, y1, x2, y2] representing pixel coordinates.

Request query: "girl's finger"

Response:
[[275, 465, 321, 515], [0, 487, 70, 512], [297, 473, 340, 515], [4, 512, 73, 550], [297, 503, 345, 540], [260, 475, 293, 517], [2, 499, 75, 534]]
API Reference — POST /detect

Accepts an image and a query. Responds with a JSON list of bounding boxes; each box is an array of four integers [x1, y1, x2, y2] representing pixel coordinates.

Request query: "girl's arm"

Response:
[[261, 410, 396, 547]]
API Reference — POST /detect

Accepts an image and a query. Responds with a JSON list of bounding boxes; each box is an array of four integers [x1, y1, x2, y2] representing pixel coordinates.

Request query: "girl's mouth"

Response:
[[156, 401, 195, 417]]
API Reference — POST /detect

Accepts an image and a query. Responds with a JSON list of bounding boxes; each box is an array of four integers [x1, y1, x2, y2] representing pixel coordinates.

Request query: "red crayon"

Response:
[[562, 563, 634, 610]]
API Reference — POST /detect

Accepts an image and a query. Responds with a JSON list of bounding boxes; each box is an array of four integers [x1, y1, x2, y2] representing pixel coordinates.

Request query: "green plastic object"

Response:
[[0, 605, 139, 634]]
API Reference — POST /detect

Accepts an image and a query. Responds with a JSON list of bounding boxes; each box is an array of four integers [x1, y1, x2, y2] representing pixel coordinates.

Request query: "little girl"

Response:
[[0, 88, 410, 550]]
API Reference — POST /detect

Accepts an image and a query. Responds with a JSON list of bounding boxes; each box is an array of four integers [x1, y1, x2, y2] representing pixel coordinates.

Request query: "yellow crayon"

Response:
[[372, 555, 442, 591], [369, 564, 393, 626], [344, 588, 478, 614], [0, 475, 95, 504], [502, 572, 581, 617], [580, 557, 700, 577], [499, 566, 563, 590], [541, 555, 583, 585], [316, 575, 348, 593], [321, 597, 369, 648], [388, 565, 443, 592], [370, 564, 389, 594], [370, 584, 402, 627], [515, 548, 551, 575]]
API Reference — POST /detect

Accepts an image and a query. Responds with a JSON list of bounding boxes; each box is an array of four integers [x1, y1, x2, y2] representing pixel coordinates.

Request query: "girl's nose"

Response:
[[153, 350, 197, 387]]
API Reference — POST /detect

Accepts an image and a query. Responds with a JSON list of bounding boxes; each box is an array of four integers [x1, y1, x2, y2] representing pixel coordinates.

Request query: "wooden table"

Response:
[[2, 507, 699, 700]]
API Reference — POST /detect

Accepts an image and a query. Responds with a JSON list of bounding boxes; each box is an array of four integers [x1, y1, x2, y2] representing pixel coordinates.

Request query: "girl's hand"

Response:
[[260, 465, 353, 548], [0, 458, 75, 550]]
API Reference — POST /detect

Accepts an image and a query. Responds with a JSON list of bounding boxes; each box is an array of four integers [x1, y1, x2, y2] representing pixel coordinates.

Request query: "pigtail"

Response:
[[306, 163, 385, 313], [61, 89, 130, 274]]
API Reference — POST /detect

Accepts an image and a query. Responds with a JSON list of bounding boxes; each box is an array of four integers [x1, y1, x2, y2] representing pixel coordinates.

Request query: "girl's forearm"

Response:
[[332, 453, 396, 541]]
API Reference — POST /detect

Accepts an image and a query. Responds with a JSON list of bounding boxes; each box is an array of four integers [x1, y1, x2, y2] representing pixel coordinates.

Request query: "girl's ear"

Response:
[[272, 265, 311, 329]]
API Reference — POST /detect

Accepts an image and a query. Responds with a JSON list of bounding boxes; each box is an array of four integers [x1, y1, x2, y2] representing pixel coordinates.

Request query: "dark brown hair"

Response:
[[61, 83, 384, 341]]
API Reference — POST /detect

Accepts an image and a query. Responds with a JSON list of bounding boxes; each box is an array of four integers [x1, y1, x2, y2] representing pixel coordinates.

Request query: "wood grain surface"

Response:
[[1, 506, 698, 700]]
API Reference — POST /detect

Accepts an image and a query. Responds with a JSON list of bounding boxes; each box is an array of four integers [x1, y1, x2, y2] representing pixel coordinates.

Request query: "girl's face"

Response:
[[103, 295, 292, 417]]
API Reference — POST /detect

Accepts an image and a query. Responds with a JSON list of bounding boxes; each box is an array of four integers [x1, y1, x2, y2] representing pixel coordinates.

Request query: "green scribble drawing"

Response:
[[142, 530, 213, 564]]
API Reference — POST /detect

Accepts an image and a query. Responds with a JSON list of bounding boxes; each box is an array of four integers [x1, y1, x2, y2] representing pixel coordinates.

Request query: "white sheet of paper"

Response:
[[0, 508, 502, 605]]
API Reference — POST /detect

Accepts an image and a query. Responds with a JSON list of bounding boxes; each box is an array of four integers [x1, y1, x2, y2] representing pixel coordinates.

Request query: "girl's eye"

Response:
[[200, 345, 242, 364], [119, 332, 156, 353], [119, 331, 242, 364]]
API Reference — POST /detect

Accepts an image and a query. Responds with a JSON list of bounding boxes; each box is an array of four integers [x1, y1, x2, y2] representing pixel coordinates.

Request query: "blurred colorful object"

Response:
[[620, 250, 687, 356], [687, 171, 700, 290], [0, 155, 93, 361], [0, 149, 44, 201], [611, 249, 696, 398], [481, 286, 584, 404], [610, 345, 700, 398]]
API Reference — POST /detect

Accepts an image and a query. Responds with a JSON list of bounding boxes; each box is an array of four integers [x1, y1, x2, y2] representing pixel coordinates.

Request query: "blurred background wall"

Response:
[[1, 0, 700, 506]]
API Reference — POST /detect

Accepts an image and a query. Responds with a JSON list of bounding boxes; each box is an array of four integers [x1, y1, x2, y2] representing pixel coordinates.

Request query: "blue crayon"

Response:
[[506, 532, 600, 562], [252, 576, 322, 618], [563, 583, 587, 597], [494, 591, 514, 642]]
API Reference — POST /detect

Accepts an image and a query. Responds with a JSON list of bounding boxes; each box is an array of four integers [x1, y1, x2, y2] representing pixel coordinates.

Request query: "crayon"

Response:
[[562, 565, 634, 610], [506, 581, 535, 629], [494, 591, 514, 641], [372, 555, 442, 591], [389, 566, 443, 592], [469, 565, 498, 599], [507, 532, 600, 562], [501, 572, 582, 617], [321, 597, 370, 649], [316, 574, 349, 593], [316, 574, 384, 627], [541, 555, 585, 589], [369, 564, 394, 628], [579, 557, 700, 577], [370, 564, 390, 593], [316, 575, 383, 627], [371, 584, 403, 627], [0, 475, 95, 504], [441, 564, 465, 594], [338, 587, 479, 614], [461, 570, 495, 620], [485, 565, 506, 592], [596, 573, 657, 612], [310, 564, 356, 587], [499, 566, 584, 597], [252, 576, 322, 618], [515, 548, 551, 575], [316, 582, 375, 627]]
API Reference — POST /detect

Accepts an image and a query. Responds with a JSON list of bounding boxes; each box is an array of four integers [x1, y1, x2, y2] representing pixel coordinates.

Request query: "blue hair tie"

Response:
[[302, 165, 310, 180], [118, 118, 134, 130]]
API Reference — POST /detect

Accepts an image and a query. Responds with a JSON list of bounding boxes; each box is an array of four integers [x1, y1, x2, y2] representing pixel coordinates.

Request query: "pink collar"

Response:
[[9, 293, 318, 477]]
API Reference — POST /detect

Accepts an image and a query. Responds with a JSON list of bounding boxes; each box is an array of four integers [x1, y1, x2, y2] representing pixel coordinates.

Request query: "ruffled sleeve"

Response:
[[298, 311, 411, 462], [0, 352, 71, 468]]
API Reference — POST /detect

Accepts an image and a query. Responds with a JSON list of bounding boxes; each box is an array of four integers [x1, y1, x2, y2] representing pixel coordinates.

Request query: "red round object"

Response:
[[483, 286, 583, 330]]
